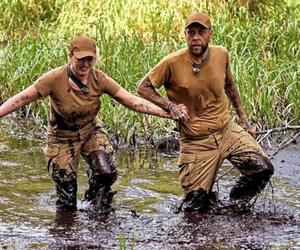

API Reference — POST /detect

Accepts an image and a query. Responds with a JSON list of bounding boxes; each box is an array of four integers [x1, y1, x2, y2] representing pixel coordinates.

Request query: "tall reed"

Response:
[[0, 0, 299, 139]]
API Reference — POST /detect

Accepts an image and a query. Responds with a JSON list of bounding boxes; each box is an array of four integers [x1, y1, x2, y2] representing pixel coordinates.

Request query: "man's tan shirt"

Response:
[[147, 45, 233, 137]]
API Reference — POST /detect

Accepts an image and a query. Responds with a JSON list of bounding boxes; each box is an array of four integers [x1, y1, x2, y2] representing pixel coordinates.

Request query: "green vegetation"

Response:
[[118, 231, 135, 250], [0, 0, 299, 139]]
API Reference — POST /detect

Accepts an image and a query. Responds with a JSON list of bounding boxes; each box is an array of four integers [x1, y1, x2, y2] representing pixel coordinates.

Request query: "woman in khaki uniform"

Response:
[[0, 36, 171, 211]]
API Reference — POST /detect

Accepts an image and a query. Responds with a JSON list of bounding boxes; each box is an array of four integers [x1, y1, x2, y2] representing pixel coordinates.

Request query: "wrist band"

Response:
[[167, 103, 176, 112]]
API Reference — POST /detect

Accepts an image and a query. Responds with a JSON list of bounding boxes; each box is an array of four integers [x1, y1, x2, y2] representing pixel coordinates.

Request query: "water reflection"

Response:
[[0, 118, 299, 249]]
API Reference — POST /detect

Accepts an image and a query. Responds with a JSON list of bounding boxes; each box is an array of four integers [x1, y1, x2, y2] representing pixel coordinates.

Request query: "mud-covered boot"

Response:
[[229, 169, 273, 212], [207, 191, 217, 205], [230, 169, 273, 200], [92, 186, 117, 212], [55, 178, 78, 211], [84, 171, 117, 213], [178, 189, 210, 213], [84, 150, 118, 213]]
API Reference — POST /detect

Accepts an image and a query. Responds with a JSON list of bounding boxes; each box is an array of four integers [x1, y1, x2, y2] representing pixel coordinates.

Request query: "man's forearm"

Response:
[[225, 79, 250, 126], [137, 77, 172, 111], [130, 97, 172, 119], [138, 76, 190, 122]]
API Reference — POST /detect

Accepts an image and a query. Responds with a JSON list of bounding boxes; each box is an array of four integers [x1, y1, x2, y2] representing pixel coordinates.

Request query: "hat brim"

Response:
[[185, 21, 209, 29], [73, 51, 96, 59]]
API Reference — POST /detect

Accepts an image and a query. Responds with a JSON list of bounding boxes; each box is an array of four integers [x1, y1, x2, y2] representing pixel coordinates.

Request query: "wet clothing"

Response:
[[178, 121, 273, 194], [34, 65, 120, 210], [45, 120, 113, 177], [148, 46, 231, 137], [147, 46, 274, 211], [34, 64, 120, 129]]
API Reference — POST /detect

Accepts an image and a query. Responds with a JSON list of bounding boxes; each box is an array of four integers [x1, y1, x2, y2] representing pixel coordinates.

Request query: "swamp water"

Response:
[[0, 117, 299, 249]]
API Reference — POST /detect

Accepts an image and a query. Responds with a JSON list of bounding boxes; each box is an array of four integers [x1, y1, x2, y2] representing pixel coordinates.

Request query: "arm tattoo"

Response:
[[225, 79, 248, 124], [138, 77, 171, 110]]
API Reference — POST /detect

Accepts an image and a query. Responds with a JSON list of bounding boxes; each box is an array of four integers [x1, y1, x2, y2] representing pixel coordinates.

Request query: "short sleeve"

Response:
[[33, 69, 56, 97], [147, 58, 171, 89], [102, 74, 121, 96], [225, 50, 233, 82]]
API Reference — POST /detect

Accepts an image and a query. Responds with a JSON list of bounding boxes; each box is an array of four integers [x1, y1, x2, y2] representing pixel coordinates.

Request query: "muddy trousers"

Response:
[[178, 122, 274, 212], [83, 150, 117, 209], [52, 150, 117, 210], [228, 154, 273, 201], [45, 121, 116, 210], [181, 154, 274, 212]]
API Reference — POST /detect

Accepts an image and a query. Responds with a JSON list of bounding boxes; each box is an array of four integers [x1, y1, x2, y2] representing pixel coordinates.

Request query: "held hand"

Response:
[[168, 103, 189, 122], [242, 123, 256, 138]]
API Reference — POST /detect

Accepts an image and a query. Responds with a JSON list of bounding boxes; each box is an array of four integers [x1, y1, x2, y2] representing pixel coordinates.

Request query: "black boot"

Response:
[[229, 169, 273, 202], [179, 189, 211, 213], [51, 164, 78, 211], [92, 186, 117, 212], [55, 178, 78, 211], [84, 151, 118, 213]]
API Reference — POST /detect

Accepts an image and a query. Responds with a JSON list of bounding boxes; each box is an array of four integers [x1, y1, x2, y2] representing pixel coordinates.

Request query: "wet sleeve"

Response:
[[225, 50, 234, 83], [147, 58, 171, 89], [102, 74, 121, 96], [33, 70, 55, 97]]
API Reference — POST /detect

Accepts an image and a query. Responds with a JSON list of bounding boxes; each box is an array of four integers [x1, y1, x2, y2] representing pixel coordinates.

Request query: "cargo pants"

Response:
[[44, 120, 117, 210], [178, 121, 274, 212]]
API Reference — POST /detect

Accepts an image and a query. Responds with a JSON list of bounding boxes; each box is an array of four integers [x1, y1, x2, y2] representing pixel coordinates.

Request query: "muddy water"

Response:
[[0, 118, 299, 249]]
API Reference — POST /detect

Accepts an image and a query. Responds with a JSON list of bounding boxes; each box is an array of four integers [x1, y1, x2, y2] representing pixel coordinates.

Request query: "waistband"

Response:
[[179, 120, 232, 142], [47, 120, 97, 141]]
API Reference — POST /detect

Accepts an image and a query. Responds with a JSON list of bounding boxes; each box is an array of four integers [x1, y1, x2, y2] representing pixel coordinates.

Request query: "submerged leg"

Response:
[[229, 154, 274, 202], [83, 150, 118, 211], [51, 163, 78, 210], [178, 188, 217, 213]]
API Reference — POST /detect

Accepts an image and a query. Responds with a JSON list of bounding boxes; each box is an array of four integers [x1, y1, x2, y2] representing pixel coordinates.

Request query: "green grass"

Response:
[[0, 0, 299, 139], [118, 231, 135, 250]]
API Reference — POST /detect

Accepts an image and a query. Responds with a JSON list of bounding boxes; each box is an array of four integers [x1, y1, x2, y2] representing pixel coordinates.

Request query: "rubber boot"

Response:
[[55, 178, 78, 210], [229, 168, 273, 201], [84, 151, 118, 212], [180, 188, 210, 212]]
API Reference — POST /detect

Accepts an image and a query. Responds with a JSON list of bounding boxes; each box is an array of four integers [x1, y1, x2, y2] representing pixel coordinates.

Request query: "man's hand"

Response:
[[241, 122, 256, 138], [168, 103, 189, 122]]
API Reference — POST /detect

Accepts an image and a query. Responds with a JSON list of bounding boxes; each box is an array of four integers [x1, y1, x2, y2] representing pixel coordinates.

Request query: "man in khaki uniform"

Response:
[[138, 12, 274, 212], [0, 36, 171, 211]]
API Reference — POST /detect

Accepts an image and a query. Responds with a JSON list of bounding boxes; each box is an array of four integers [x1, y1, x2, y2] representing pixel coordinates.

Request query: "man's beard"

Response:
[[189, 43, 208, 57]]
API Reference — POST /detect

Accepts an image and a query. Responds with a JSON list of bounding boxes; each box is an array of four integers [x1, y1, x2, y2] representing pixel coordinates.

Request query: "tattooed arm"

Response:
[[137, 76, 189, 122], [225, 78, 256, 137]]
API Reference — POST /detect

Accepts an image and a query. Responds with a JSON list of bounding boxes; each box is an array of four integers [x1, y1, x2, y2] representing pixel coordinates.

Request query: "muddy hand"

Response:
[[243, 124, 256, 138], [169, 103, 189, 122]]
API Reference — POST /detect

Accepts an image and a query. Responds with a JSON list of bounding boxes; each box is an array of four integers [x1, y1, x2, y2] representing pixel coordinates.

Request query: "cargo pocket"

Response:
[[178, 159, 198, 194]]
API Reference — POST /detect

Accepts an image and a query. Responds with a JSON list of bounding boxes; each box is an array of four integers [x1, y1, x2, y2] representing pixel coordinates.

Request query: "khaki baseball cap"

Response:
[[185, 12, 211, 29], [70, 36, 96, 59]]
